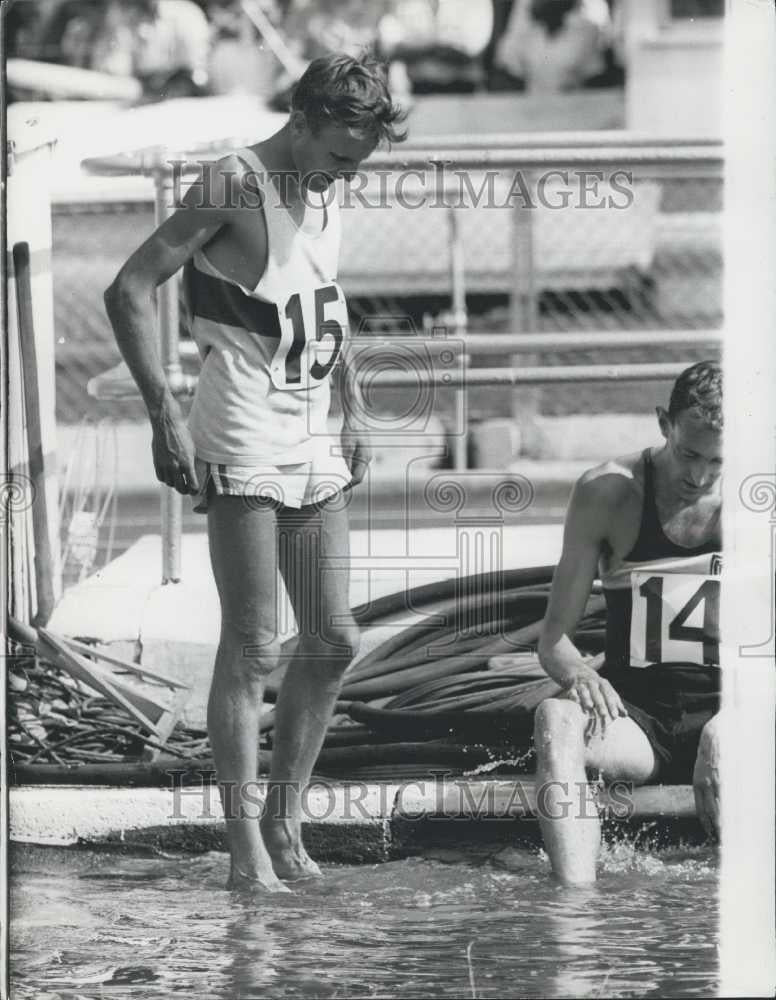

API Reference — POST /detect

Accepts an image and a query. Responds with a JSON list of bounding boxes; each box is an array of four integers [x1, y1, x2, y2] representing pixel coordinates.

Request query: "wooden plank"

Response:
[[14, 241, 55, 627], [10, 616, 190, 760], [61, 636, 190, 690], [5, 270, 32, 623], [37, 628, 171, 736], [140, 686, 192, 762]]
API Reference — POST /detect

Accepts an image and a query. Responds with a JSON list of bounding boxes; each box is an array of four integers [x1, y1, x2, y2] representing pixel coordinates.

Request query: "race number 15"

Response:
[[270, 283, 347, 390], [630, 573, 720, 667]]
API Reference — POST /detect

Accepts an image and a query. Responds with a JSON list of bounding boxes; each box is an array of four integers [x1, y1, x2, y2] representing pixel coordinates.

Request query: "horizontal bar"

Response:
[[82, 138, 724, 180], [399, 131, 723, 152], [176, 329, 722, 362], [460, 329, 723, 353], [357, 362, 689, 389], [87, 359, 690, 402], [366, 149, 722, 173]]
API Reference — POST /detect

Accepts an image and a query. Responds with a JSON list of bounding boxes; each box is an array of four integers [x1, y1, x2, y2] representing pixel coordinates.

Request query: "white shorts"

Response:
[[191, 453, 352, 514]]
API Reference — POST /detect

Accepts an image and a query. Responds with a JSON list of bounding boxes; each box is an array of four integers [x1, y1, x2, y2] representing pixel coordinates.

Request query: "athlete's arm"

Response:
[[103, 158, 240, 494], [538, 475, 628, 731]]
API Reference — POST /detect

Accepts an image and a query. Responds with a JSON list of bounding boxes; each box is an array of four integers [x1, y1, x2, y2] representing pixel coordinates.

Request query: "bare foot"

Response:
[[226, 862, 292, 894], [260, 818, 323, 881]]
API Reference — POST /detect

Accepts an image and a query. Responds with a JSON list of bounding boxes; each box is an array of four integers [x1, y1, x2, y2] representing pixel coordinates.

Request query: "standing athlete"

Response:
[[534, 362, 723, 884], [105, 54, 406, 891]]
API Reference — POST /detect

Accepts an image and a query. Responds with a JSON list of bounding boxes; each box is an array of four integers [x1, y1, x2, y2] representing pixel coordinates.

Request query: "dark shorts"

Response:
[[599, 661, 721, 784]]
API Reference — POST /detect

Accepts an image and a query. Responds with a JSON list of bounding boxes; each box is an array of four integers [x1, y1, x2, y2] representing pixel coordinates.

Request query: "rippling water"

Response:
[[10, 842, 717, 999]]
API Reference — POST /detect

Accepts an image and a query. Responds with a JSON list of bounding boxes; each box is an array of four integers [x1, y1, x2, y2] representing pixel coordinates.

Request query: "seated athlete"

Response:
[[534, 361, 723, 884]]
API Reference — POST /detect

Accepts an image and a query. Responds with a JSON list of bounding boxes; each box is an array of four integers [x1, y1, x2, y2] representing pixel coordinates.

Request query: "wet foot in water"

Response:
[[260, 818, 323, 881], [226, 861, 292, 894]]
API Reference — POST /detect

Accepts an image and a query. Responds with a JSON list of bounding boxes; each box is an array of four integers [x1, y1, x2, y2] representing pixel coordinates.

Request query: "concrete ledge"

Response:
[[10, 781, 700, 862], [394, 778, 696, 820]]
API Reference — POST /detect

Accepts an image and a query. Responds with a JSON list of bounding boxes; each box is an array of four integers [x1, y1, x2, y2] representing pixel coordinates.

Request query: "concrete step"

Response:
[[9, 780, 700, 862]]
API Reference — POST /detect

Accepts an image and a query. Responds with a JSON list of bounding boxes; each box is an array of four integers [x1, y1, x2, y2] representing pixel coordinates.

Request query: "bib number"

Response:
[[630, 572, 720, 667], [270, 283, 347, 390]]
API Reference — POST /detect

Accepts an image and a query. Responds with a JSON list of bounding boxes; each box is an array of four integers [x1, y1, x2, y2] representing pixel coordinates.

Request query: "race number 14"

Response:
[[630, 573, 720, 667]]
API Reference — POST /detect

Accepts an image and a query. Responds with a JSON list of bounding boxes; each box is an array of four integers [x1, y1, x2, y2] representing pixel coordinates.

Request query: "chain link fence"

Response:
[[51, 152, 722, 576], [55, 168, 721, 398], [52, 158, 722, 420]]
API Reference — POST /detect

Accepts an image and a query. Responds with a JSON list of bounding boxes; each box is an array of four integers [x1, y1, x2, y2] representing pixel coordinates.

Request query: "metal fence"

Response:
[[53, 133, 722, 425], [51, 135, 723, 582]]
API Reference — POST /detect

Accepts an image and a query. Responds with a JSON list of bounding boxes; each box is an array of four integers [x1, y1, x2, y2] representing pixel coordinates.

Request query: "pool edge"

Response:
[[8, 781, 704, 862]]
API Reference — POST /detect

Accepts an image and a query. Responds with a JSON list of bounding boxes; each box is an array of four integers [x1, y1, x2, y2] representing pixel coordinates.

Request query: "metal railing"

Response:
[[81, 134, 724, 584], [356, 361, 705, 389]]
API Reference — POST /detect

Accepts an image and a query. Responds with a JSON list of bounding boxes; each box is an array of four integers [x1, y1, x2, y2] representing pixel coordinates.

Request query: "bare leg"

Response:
[[207, 490, 289, 893], [261, 499, 359, 879], [533, 697, 658, 885]]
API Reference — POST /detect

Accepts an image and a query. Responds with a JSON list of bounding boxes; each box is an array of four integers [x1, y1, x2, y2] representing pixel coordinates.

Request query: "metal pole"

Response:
[[177, 327, 723, 362], [153, 163, 182, 584], [510, 169, 539, 453], [447, 206, 467, 470], [359, 361, 691, 388], [460, 329, 723, 353], [82, 141, 724, 182]]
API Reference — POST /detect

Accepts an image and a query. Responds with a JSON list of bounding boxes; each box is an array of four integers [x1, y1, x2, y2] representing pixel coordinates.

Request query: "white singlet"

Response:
[[184, 146, 350, 469]]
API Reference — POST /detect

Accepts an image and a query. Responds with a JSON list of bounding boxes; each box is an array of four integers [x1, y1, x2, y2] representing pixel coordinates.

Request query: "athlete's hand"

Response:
[[151, 402, 200, 495], [693, 714, 721, 841], [560, 663, 628, 740], [341, 430, 372, 487]]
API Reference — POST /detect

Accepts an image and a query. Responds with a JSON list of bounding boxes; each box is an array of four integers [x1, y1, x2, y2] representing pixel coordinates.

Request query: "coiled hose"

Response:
[[11, 566, 608, 783], [262, 567, 608, 779]]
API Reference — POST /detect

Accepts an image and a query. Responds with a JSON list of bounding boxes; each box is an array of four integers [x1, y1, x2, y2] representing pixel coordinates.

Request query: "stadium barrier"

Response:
[[77, 135, 723, 583]]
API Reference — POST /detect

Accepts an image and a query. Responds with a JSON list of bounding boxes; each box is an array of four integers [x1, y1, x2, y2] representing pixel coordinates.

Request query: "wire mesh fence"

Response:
[[51, 154, 723, 577], [52, 164, 722, 422]]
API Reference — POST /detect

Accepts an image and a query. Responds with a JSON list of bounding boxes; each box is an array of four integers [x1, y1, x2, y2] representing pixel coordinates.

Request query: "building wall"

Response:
[[623, 0, 723, 137]]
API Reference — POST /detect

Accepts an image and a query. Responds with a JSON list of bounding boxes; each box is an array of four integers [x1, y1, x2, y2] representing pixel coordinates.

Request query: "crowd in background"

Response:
[[7, 0, 629, 103]]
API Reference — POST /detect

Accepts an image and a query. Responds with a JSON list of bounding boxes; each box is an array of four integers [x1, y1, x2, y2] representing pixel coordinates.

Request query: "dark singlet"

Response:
[[601, 448, 721, 669]]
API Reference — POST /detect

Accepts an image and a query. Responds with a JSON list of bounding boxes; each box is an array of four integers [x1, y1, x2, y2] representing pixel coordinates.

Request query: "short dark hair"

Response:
[[668, 360, 723, 430], [291, 52, 408, 145]]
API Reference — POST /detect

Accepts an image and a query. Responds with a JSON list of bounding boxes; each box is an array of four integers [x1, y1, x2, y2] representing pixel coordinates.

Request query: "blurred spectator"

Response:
[[207, 0, 280, 96], [61, 3, 133, 75], [4, 0, 46, 60], [378, 0, 494, 94], [37, 0, 212, 98], [268, 0, 386, 109], [282, 0, 380, 61], [121, 0, 212, 98], [493, 0, 613, 93], [482, 0, 521, 91]]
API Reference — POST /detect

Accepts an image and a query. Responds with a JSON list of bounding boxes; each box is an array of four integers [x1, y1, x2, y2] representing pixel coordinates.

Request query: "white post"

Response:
[[448, 206, 468, 470], [6, 121, 61, 623], [153, 161, 182, 584], [510, 169, 539, 455]]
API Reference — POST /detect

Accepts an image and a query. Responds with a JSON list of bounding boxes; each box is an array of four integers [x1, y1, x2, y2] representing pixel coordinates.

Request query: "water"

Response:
[[10, 842, 717, 999]]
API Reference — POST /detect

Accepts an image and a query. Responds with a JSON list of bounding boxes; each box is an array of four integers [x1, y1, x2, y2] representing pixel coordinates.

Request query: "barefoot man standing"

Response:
[[104, 54, 406, 890]]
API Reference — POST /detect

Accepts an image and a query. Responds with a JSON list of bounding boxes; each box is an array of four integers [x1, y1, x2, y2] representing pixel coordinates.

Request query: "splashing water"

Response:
[[11, 843, 718, 999], [462, 745, 536, 776]]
